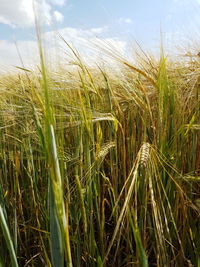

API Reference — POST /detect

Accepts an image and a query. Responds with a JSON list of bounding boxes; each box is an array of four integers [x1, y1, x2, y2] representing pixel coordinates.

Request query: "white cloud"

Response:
[[49, 0, 66, 6], [0, 39, 39, 72], [52, 27, 127, 57], [124, 18, 132, 24], [57, 27, 107, 39], [53, 28, 127, 67], [0, 26, 127, 72], [53, 11, 64, 23], [90, 27, 108, 34], [118, 17, 133, 24], [0, 0, 64, 28], [0, 0, 34, 27]]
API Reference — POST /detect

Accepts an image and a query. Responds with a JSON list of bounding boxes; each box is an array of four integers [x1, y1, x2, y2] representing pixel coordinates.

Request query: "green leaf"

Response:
[[49, 184, 64, 267], [0, 204, 18, 267]]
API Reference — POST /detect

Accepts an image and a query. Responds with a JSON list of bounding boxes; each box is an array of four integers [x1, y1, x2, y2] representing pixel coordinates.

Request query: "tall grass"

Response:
[[0, 36, 199, 267]]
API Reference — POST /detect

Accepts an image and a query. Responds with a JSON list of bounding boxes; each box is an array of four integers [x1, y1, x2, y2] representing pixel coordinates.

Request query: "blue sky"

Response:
[[0, 0, 200, 71]]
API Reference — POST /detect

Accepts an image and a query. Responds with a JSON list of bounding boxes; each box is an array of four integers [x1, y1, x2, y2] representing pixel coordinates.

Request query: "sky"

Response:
[[0, 0, 200, 72]]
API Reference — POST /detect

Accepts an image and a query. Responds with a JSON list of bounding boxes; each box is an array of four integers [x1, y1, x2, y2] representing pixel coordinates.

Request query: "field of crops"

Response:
[[0, 41, 200, 266]]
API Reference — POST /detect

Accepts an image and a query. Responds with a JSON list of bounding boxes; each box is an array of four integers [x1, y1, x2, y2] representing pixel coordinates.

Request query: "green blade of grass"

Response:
[[0, 205, 18, 267], [129, 211, 148, 267], [49, 183, 64, 267]]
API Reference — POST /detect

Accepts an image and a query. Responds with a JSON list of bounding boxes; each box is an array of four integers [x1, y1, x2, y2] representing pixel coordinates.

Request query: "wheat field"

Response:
[[0, 38, 200, 267]]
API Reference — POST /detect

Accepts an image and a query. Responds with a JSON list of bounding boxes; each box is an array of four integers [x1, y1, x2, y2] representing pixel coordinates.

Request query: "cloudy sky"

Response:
[[0, 0, 200, 72]]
